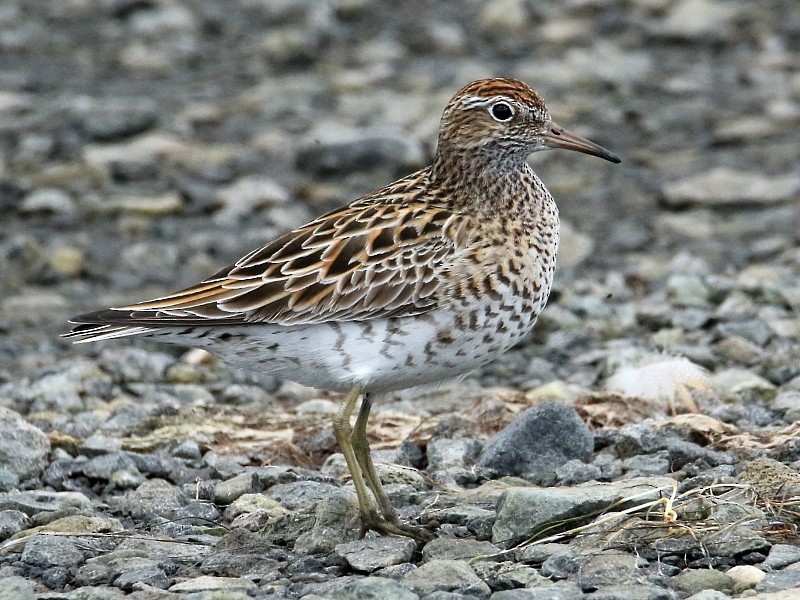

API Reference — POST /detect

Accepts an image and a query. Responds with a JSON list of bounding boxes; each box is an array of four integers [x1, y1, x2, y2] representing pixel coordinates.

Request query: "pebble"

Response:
[[476, 402, 593, 483]]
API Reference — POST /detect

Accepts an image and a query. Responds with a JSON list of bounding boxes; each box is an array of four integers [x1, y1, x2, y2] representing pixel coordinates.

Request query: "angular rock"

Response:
[[110, 478, 188, 519], [336, 537, 417, 573], [492, 477, 676, 543], [476, 402, 593, 483], [0, 510, 27, 540], [421, 537, 500, 562], [490, 582, 584, 599], [169, 575, 256, 592], [0, 576, 35, 600], [0, 407, 50, 481], [403, 559, 490, 598], [21, 534, 84, 568], [576, 551, 647, 591], [764, 543, 800, 569]]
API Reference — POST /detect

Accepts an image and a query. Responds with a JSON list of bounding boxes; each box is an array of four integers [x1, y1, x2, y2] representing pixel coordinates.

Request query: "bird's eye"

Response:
[[490, 102, 514, 122]]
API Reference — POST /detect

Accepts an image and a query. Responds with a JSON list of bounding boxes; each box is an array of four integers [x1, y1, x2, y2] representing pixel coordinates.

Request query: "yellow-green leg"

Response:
[[352, 392, 432, 542], [333, 386, 430, 541], [332, 384, 382, 531]]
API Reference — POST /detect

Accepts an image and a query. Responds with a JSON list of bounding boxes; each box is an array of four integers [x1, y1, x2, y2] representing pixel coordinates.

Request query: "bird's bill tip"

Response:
[[543, 122, 621, 164]]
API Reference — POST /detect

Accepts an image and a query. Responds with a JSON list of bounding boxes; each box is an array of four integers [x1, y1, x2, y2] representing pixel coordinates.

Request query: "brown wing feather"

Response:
[[105, 174, 474, 328]]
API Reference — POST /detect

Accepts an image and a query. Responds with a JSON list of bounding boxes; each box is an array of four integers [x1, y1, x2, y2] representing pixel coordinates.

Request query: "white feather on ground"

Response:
[[606, 355, 719, 414]]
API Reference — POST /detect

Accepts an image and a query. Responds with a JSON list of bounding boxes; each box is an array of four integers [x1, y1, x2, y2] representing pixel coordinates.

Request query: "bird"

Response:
[[65, 78, 620, 541]]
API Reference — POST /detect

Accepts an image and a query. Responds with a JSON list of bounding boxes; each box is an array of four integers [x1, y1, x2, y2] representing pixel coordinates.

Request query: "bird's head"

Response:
[[436, 78, 620, 170]]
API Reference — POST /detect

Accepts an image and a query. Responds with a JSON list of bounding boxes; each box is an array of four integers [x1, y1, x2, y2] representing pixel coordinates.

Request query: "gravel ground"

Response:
[[1, 1, 800, 599]]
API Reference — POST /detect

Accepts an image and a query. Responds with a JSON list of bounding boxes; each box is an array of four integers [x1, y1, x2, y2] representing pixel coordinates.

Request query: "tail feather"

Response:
[[63, 308, 246, 344], [63, 323, 157, 343]]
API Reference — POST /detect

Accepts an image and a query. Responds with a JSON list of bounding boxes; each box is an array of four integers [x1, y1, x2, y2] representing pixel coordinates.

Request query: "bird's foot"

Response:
[[358, 510, 433, 543]]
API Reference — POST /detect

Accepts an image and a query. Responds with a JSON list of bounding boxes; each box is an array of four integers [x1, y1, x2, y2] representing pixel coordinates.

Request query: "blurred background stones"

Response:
[[0, 0, 799, 597]]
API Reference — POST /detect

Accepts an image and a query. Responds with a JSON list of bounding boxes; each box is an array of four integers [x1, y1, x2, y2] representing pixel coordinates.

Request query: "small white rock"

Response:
[[725, 564, 765, 588]]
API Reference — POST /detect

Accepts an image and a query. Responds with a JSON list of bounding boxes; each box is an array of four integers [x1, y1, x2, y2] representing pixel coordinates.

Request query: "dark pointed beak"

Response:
[[542, 121, 621, 163]]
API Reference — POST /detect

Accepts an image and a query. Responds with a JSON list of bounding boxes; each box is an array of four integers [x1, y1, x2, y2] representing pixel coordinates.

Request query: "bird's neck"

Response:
[[430, 150, 557, 229]]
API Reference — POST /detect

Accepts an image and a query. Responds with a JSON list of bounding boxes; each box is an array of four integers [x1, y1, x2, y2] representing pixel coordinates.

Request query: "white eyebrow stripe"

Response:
[[460, 94, 515, 109]]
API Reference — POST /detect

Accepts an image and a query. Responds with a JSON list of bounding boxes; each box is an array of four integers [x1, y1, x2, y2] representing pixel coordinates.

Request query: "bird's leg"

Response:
[[332, 384, 382, 529], [352, 392, 432, 542]]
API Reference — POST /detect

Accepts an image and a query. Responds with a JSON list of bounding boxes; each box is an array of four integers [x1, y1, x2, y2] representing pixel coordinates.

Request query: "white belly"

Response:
[[147, 298, 543, 393]]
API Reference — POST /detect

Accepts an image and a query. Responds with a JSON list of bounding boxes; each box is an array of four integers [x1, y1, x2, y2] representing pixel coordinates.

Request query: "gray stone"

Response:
[[764, 543, 800, 569], [427, 438, 483, 471], [0, 468, 20, 492], [336, 537, 417, 573], [111, 478, 188, 518], [662, 168, 800, 206], [683, 591, 731, 600], [577, 552, 646, 591], [403, 560, 490, 598], [0, 576, 35, 600], [421, 537, 500, 562], [669, 568, 734, 593], [214, 471, 256, 504], [588, 585, 672, 600], [169, 575, 256, 592], [81, 452, 141, 481], [492, 477, 676, 543], [472, 560, 545, 590], [541, 546, 587, 579], [293, 489, 360, 554], [622, 451, 671, 476], [113, 568, 170, 591], [0, 510, 28, 540], [554, 459, 602, 485], [755, 568, 800, 593], [21, 188, 76, 213], [0, 490, 92, 516], [490, 582, 584, 599], [21, 534, 84, 568], [296, 125, 424, 176], [327, 576, 419, 600], [476, 402, 593, 483], [0, 407, 50, 480], [268, 480, 340, 510]]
